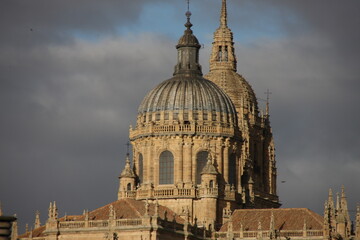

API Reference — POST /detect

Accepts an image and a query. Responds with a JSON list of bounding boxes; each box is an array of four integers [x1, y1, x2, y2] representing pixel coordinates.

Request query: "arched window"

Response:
[[229, 153, 236, 185], [196, 151, 208, 184], [127, 183, 131, 191], [209, 180, 214, 188], [224, 46, 228, 61], [138, 154, 143, 183], [159, 151, 174, 185], [217, 46, 222, 61]]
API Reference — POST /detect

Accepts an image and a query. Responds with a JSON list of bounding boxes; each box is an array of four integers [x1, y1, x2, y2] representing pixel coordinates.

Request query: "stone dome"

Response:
[[138, 74, 237, 125], [130, 13, 239, 141]]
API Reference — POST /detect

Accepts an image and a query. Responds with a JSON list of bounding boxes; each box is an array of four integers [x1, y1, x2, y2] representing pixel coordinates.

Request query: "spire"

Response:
[[48, 202, 53, 219], [120, 154, 136, 178], [209, 0, 237, 71], [173, 9, 202, 76], [201, 154, 218, 175], [34, 211, 41, 229], [220, 0, 228, 28], [0, 201, 2, 216]]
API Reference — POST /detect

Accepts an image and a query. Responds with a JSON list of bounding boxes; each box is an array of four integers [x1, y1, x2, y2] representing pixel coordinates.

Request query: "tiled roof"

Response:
[[19, 199, 184, 238], [220, 208, 323, 232]]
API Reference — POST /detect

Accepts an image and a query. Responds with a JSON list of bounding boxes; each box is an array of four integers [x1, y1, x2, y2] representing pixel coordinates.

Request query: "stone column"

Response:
[[147, 140, 153, 184], [177, 139, 184, 183], [223, 143, 229, 183], [217, 139, 224, 175], [184, 139, 193, 183]]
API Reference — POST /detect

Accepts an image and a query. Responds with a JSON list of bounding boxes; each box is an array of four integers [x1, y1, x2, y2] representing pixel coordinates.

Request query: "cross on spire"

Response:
[[264, 89, 272, 115], [187, 0, 190, 12]]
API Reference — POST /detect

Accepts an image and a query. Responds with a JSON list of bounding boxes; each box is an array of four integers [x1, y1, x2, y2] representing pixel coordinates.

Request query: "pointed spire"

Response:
[[53, 201, 58, 219], [0, 201, 2, 216], [220, 0, 228, 28], [34, 211, 41, 229], [120, 154, 136, 178], [200, 153, 218, 175], [336, 192, 340, 210], [48, 202, 53, 219], [328, 189, 334, 208], [208, 0, 237, 72], [340, 185, 348, 212]]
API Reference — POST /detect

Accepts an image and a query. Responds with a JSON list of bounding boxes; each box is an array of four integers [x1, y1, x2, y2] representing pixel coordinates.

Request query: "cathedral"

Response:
[[2, 0, 359, 240]]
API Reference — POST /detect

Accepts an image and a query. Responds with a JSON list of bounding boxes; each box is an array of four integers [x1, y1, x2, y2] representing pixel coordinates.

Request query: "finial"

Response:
[[184, 0, 193, 31], [220, 0, 228, 28], [0, 201, 2, 216], [341, 185, 346, 198], [34, 211, 41, 229]]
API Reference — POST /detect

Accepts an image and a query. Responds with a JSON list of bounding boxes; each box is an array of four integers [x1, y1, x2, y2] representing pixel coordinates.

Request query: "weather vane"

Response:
[[186, 0, 192, 18]]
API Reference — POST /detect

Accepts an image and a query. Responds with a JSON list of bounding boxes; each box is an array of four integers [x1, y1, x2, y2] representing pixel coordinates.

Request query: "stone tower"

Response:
[[205, 0, 279, 208]]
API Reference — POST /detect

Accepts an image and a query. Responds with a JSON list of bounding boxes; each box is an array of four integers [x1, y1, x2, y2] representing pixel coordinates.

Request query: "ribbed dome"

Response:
[[138, 75, 236, 120]]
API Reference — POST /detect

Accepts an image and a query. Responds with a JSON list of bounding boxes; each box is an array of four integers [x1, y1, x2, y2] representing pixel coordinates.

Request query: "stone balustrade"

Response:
[[129, 123, 234, 139], [119, 185, 236, 201], [215, 229, 324, 239], [58, 218, 143, 230]]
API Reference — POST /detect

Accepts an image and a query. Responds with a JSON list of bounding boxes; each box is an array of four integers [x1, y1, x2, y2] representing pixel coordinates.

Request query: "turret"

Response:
[[198, 154, 219, 226], [118, 154, 136, 200], [34, 210, 41, 229], [43, 201, 59, 239]]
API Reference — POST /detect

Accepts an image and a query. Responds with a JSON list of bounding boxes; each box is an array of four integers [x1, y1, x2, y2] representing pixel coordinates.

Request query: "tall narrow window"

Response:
[[224, 46, 228, 61], [127, 183, 132, 191], [229, 153, 236, 185], [159, 151, 174, 185], [218, 46, 222, 61], [138, 154, 143, 183], [196, 151, 209, 184]]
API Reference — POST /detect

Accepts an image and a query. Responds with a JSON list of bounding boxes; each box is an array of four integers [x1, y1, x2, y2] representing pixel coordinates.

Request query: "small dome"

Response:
[[177, 30, 200, 47], [138, 75, 237, 124]]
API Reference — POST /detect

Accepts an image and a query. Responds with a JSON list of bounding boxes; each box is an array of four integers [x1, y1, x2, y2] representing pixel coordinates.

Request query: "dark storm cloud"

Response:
[[0, 0, 359, 232], [0, 0, 166, 46]]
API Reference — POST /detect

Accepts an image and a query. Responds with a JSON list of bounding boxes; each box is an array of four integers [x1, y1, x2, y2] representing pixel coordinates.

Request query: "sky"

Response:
[[1, 0, 359, 232]]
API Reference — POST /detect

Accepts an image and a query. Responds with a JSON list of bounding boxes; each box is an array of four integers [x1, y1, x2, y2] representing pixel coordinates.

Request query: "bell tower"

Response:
[[205, 0, 280, 208]]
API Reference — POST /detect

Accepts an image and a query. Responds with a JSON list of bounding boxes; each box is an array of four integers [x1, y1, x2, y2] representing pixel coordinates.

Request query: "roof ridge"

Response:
[[304, 208, 323, 225], [124, 199, 142, 218]]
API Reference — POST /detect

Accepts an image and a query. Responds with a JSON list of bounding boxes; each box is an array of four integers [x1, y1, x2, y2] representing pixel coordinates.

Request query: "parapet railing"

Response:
[[119, 186, 236, 201], [215, 230, 323, 239], [58, 218, 143, 230], [129, 123, 234, 139]]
